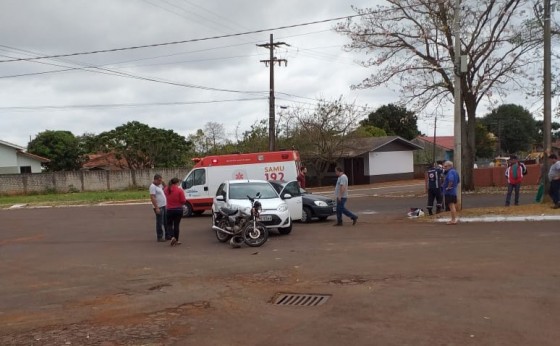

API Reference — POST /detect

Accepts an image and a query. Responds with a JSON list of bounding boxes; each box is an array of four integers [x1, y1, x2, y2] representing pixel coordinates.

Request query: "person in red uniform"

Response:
[[297, 166, 307, 188], [164, 177, 187, 246]]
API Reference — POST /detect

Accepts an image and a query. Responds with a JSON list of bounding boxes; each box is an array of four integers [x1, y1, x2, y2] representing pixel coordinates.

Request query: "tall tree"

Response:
[[97, 121, 191, 169], [360, 104, 421, 140], [474, 122, 497, 159], [479, 104, 537, 155], [336, 1, 541, 190], [27, 130, 83, 171], [291, 97, 363, 186], [203, 122, 226, 154]]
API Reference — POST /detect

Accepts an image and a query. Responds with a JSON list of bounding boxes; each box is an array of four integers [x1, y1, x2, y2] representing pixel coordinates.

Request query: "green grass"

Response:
[[0, 189, 149, 207]]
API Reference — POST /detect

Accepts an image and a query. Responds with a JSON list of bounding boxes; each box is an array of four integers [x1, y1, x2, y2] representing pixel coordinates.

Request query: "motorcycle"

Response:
[[212, 193, 269, 248]]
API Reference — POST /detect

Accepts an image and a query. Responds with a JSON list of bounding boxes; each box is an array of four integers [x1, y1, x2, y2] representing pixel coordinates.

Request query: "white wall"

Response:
[[0, 144, 18, 166], [17, 154, 43, 173], [369, 151, 413, 175]]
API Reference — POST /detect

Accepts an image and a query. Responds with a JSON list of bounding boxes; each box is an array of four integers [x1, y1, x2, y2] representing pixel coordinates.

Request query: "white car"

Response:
[[212, 180, 293, 234]]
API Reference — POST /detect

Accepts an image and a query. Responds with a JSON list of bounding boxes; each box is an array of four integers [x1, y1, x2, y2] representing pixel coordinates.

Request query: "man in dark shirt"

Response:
[[426, 162, 443, 215]]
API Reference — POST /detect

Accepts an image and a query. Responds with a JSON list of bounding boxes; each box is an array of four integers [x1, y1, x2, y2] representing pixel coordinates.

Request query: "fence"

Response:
[[0, 164, 542, 195], [0, 168, 188, 195]]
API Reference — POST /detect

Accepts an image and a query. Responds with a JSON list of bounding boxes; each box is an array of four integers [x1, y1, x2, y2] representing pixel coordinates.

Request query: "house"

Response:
[[336, 136, 424, 185], [0, 139, 50, 174], [412, 136, 455, 164], [82, 152, 129, 171]]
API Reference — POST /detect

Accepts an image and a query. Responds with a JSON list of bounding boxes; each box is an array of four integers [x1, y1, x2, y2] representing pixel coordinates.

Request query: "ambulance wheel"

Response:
[[182, 203, 193, 217]]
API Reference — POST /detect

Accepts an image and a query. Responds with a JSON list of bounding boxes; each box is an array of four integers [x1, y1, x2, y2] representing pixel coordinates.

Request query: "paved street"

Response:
[[1, 190, 560, 345]]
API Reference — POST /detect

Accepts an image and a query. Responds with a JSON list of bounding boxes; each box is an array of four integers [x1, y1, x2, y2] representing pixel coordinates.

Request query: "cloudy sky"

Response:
[[0, 0, 549, 148]]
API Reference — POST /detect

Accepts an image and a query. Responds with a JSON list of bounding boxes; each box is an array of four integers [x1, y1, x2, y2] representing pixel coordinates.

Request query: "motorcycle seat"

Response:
[[220, 207, 238, 215]]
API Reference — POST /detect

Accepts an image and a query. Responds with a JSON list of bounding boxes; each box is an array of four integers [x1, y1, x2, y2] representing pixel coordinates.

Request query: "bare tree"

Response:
[[336, 0, 541, 190], [203, 122, 226, 154], [292, 97, 364, 186]]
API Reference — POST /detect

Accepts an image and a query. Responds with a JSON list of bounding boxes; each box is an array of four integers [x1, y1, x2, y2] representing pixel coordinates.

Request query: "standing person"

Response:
[[547, 154, 560, 208], [426, 162, 444, 215], [149, 174, 169, 242], [442, 161, 460, 225], [164, 177, 187, 246], [297, 166, 307, 188], [333, 166, 358, 226], [504, 155, 527, 206]]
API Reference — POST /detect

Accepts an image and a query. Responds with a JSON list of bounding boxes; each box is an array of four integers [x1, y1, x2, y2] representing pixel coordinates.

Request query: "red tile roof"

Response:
[[417, 136, 455, 150]]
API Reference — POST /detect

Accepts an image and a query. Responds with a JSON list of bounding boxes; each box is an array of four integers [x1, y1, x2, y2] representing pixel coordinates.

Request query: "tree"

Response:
[[203, 122, 226, 154], [474, 123, 497, 159], [27, 130, 83, 171], [360, 104, 421, 140], [236, 119, 269, 153], [336, 1, 542, 190], [353, 124, 387, 138], [97, 121, 191, 169], [291, 97, 363, 186], [535, 120, 560, 144], [480, 104, 537, 155]]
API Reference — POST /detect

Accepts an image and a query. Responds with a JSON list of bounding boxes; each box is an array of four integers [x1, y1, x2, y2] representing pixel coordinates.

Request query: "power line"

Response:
[[0, 13, 368, 64], [0, 97, 267, 111]]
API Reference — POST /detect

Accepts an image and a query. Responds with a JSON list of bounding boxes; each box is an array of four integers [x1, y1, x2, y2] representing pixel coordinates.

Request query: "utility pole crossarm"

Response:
[[257, 34, 289, 151]]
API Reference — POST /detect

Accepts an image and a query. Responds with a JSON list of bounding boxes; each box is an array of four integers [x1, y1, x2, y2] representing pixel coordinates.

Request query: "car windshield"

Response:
[[229, 182, 279, 200]]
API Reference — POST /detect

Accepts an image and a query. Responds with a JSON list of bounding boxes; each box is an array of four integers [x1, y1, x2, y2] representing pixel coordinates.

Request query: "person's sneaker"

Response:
[[170, 237, 177, 246], [175, 241, 182, 246], [352, 217, 358, 226], [157, 238, 166, 242], [333, 222, 343, 227]]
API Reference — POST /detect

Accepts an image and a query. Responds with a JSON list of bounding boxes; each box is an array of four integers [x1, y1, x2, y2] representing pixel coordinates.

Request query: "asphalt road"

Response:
[[1, 189, 559, 345]]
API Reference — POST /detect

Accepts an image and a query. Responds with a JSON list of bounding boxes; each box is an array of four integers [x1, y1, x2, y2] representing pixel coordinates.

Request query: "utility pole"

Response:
[[453, 0, 463, 209], [432, 114, 437, 164], [544, 0, 552, 197], [257, 34, 289, 151]]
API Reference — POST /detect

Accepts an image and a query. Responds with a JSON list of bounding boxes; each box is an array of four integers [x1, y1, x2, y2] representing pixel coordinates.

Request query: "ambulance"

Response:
[[181, 150, 302, 217]]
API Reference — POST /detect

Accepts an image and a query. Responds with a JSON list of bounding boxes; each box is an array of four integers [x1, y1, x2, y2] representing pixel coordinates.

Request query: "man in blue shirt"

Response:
[[442, 161, 460, 225]]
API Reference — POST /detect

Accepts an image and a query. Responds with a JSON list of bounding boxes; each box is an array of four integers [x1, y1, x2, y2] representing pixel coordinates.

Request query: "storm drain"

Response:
[[271, 293, 331, 306]]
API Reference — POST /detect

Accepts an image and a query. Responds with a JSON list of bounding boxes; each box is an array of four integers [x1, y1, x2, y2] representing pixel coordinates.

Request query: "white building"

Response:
[[0, 140, 49, 174]]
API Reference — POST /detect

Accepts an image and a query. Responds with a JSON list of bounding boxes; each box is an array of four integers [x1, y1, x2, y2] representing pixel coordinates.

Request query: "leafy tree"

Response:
[[474, 123, 497, 159], [27, 130, 83, 171], [291, 97, 363, 186], [336, 1, 542, 190], [479, 104, 537, 155], [187, 129, 209, 157], [535, 120, 560, 144], [360, 104, 421, 140], [353, 124, 387, 138], [236, 119, 269, 153], [97, 121, 191, 169]]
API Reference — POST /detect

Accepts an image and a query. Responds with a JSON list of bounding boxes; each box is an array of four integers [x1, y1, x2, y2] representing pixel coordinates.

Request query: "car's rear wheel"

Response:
[[301, 206, 313, 223]]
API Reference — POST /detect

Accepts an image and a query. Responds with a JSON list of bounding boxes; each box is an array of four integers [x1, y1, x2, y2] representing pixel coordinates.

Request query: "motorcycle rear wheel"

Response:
[[242, 222, 268, 247], [215, 219, 232, 243]]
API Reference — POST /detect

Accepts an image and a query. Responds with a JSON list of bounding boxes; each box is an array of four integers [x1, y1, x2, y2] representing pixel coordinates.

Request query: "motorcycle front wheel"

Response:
[[242, 222, 268, 247], [215, 219, 232, 243]]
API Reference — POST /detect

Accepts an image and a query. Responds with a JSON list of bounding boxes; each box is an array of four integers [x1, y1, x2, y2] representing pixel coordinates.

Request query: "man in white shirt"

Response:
[[149, 174, 168, 241], [547, 154, 560, 208]]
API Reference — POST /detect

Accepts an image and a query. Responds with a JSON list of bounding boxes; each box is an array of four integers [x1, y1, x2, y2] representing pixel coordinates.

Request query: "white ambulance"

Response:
[[181, 150, 302, 218]]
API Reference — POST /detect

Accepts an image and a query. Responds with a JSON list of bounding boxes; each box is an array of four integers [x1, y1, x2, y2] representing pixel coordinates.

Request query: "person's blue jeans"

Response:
[[336, 197, 357, 224], [505, 183, 521, 206], [550, 180, 560, 205], [154, 206, 168, 240]]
